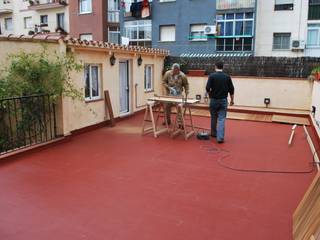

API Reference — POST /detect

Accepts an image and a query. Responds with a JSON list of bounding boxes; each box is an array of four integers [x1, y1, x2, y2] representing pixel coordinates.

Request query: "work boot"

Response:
[[217, 139, 224, 144]]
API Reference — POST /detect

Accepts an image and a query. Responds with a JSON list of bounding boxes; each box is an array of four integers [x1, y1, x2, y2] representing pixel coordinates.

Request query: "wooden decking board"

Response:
[[272, 115, 310, 126], [171, 108, 310, 125], [194, 104, 310, 116]]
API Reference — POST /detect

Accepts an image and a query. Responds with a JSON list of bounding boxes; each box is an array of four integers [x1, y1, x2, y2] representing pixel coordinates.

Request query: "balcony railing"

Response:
[[0, 94, 58, 155], [28, 0, 68, 11], [0, 0, 13, 15], [217, 0, 255, 10]]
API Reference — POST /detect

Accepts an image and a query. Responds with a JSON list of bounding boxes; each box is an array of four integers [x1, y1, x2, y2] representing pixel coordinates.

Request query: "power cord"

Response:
[[201, 144, 316, 175]]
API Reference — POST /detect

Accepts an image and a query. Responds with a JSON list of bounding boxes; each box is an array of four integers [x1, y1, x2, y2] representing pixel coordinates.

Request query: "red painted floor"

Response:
[[0, 115, 316, 240]]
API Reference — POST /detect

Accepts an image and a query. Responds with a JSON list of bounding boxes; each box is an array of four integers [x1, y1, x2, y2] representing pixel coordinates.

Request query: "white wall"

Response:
[[0, 1, 69, 36], [188, 76, 313, 110], [255, 0, 308, 57], [311, 81, 320, 129]]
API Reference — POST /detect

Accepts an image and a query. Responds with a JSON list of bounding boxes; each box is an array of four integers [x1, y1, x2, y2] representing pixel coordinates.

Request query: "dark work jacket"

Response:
[[206, 71, 234, 99]]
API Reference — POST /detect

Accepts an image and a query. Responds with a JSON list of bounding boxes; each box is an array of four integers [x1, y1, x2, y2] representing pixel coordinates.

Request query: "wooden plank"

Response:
[[272, 115, 310, 125], [195, 103, 310, 116], [104, 90, 115, 127], [189, 109, 273, 123], [293, 173, 320, 240], [304, 126, 320, 171], [148, 96, 199, 104]]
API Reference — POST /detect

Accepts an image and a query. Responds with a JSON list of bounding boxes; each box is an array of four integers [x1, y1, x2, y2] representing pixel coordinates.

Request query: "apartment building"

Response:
[[0, 0, 120, 43], [69, 0, 120, 43], [121, 0, 257, 56], [0, 0, 69, 36], [255, 0, 320, 57]]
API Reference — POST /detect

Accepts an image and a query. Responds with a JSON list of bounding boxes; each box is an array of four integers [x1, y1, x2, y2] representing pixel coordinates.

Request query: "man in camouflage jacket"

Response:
[[162, 63, 189, 125]]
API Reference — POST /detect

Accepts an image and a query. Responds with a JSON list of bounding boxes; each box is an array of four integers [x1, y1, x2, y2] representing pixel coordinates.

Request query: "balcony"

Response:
[[0, 0, 13, 15], [217, 0, 255, 10], [28, 0, 68, 11]]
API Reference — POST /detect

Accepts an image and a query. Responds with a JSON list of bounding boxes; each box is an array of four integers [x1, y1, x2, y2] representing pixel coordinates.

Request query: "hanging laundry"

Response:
[[141, 0, 151, 18], [130, 2, 143, 18]]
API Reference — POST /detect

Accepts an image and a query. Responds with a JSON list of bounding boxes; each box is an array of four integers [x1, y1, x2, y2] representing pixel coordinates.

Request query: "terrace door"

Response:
[[119, 60, 130, 115]]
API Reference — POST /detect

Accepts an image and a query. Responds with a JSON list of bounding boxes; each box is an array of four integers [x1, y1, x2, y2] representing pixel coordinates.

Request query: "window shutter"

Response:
[[160, 26, 175, 41]]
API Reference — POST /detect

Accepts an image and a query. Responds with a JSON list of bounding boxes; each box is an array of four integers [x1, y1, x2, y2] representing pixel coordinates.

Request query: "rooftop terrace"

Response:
[[0, 114, 316, 240]]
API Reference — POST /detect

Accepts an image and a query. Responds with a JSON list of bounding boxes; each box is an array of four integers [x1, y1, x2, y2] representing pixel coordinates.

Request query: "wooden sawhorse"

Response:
[[141, 101, 170, 138]]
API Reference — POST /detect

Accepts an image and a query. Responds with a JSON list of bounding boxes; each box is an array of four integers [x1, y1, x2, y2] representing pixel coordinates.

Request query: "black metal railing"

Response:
[[0, 94, 57, 154]]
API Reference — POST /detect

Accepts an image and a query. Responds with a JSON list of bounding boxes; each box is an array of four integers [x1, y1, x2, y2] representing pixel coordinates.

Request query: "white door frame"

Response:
[[119, 59, 132, 116]]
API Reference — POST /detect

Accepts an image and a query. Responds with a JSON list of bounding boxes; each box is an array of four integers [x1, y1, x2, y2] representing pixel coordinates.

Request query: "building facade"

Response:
[[0, 0, 121, 44], [0, 0, 69, 36], [121, 0, 257, 56], [69, 0, 120, 43], [151, 0, 216, 56], [255, 0, 320, 57]]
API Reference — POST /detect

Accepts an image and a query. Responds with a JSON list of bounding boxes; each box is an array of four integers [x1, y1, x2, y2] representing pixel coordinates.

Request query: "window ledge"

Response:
[[78, 12, 93, 16], [158, 41, 176, 43], [85, 98, 104, 103], [190, 40, 208, 42], [272, 49, 291, 51], [144, 90, 154, 93]]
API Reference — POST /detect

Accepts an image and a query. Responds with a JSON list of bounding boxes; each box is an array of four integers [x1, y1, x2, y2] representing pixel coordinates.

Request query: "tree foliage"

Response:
[[0, 47, 83, 100]]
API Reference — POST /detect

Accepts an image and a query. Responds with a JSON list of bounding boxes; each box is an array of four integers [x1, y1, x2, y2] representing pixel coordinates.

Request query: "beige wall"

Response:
[[62, 49, 165, 134], [188, 76, 313, 110], [0, 40, 62, 62], [0, 39, 166, 135]]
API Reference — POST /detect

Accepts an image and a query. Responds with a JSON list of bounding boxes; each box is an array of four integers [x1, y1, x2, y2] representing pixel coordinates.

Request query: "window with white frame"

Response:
[[108, 0, 120, 23], [5, 18, 13, 31], [307, 24, 320, 48], [79, 0, 92, 14], [216, 12, 254, 37], [144, 65, 153, 92], [80, 34, 93, 41], [275, 0, 294, 11], [84, 64, 101, 100], [160, 25, 175, 42], [189, 24, 207, 41], [124, 20, 152, 46], [273, 33, 291, 50], [108, 26, 120, 44], [215, 12, 254, 51], [24, 17, 33, 29]]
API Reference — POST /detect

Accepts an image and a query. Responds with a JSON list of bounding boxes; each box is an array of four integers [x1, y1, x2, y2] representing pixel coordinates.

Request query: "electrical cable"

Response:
[[201, 143, 316, 175]]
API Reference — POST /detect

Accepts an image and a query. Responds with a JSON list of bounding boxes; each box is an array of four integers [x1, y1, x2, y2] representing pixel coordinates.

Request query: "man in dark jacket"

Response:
[[206, 62, 234, 143]]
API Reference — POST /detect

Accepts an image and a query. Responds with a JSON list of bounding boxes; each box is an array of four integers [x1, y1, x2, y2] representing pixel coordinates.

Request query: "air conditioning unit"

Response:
[[291, 40, 305, 51], [204, 25, 217, 35]]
